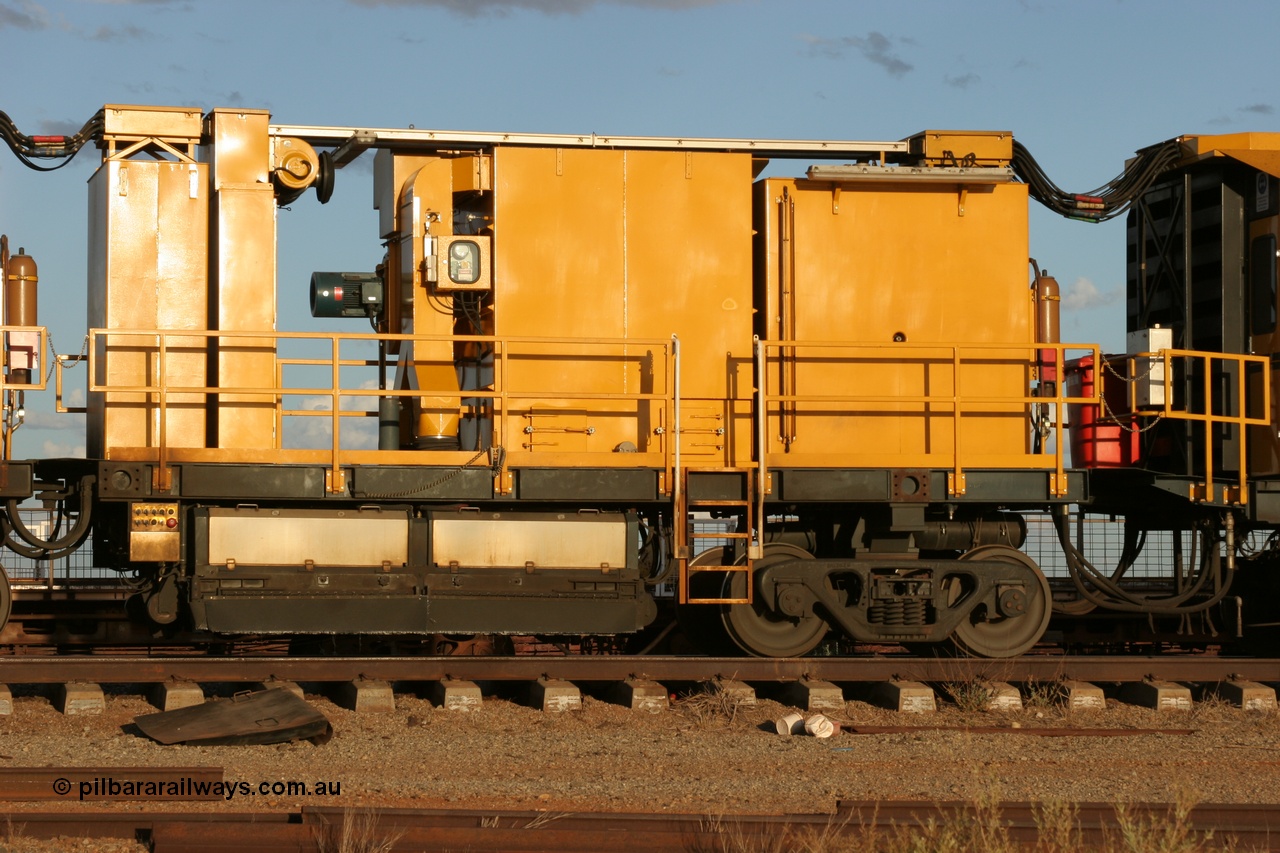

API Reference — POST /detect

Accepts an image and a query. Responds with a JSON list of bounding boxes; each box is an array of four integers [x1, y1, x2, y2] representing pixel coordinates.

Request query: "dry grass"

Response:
[[523, 811, 574, 829], [314, 807, 403, 853], [693, 791, 1250, 853], [941, 679, 997, 713], [691, 815, 800, 853], [1022, 676, 1065, 711], [0, 818, 25, 853], [1188, 690, 1241, 724], [673, 684, 753, 727], [1109, 791, 1227, 853]]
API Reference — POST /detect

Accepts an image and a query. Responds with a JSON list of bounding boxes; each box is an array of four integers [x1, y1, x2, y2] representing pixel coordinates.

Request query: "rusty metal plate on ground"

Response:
[[134, 688, 331, 746]]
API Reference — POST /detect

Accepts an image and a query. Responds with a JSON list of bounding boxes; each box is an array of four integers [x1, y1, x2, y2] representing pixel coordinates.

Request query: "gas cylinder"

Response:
[[5, 248, 38, 385], [1033, 267, 1060, 388]]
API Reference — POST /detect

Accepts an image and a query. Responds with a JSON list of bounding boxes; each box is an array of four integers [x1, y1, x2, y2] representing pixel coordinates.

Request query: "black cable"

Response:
[[1052, 508, 1229, 614], [3, 476, 94, 557], [0, 511, 86, 561], [1012, 138, 1183, 222], [639, 516, 673, 586], [0, 110, 103, 172]]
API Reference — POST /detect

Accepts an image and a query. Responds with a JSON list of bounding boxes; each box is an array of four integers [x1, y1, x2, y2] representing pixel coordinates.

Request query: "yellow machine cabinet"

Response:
[[86, 106, 281, 460], [492, 147, 755, 468], [754, 171, 1034, 470], [87, 157, 210, 458]]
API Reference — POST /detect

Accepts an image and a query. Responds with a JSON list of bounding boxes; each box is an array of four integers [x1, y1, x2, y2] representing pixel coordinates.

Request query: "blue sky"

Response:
[[1, 0, 1278, 457]]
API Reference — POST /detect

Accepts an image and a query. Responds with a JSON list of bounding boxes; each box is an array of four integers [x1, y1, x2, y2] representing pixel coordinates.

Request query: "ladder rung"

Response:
[[688, 500, 751, 507], [685, 596, 751, 605], [688, 564, 751, 572]]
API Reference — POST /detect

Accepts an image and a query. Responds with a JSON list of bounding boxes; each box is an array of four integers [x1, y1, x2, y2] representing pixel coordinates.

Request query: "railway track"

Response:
[[4, 802, 1278, 851], [0, 653, 1274, 686], [0, 653, 1273, 851]]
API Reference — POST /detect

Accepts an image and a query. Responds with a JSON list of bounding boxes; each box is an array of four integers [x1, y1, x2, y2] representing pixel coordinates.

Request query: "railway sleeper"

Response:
[[6, 674, 1277, 718]]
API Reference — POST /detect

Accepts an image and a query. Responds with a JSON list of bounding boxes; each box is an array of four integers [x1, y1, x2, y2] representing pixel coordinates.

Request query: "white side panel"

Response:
[[432, 517, 626, 569], [208, 514, 409, 566]]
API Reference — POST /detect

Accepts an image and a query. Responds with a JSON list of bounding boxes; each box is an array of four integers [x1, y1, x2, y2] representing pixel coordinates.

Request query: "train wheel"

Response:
[[947, 545, 1050, 658], [721, 543, 828, 658]]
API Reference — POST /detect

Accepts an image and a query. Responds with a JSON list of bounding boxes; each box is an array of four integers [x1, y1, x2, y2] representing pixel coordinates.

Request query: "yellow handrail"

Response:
[[757, 338, 1270, 504], [54, 329, 1276, 507], [73, 328, 680, 494], [1118, 348, 1271, 504], [0, 325, 50, 394], [756, 339, 1101, 497]]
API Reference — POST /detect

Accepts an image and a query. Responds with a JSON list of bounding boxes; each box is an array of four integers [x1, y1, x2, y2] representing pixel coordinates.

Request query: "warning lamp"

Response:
[[427, 236, 491, 292], [310, 272, 384, 319], [448, 240, 480, 284]]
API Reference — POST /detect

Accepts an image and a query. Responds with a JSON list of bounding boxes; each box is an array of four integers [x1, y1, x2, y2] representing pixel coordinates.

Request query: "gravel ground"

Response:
[[0, 679, 1275, 822]]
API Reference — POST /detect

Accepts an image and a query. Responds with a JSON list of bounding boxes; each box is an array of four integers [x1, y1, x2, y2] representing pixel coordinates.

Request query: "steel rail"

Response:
[[0, 654, 1274, 685], [4, 803, 1278, 852], [0, 766, 223, 801]]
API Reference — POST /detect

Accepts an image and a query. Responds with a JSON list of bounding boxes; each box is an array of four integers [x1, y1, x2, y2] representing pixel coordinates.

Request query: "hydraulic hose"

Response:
[[2, 475, 94, 559]]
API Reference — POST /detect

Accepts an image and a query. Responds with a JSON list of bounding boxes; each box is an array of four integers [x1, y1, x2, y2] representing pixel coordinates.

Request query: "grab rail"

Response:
[[69, 328, 679, 494]]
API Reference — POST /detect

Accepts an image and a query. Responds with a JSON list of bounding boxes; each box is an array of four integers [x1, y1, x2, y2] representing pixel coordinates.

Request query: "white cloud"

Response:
[[1060, 276, 1119, 312], [22, 409, 81, 430], [41, 438, 85, 458], [282, 381, 379, 450]]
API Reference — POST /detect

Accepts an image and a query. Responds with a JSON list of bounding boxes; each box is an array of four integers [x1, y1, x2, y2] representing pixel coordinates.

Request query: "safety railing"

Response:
[[755, 337, 1103, 501], [50, 331, 1275, 506], [0, 324, 50, 462], [1105, 348, 1271, 504], [756, 338, 1272, 506], [0, 325, 50, 392], [61, 328, 679, 494]]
